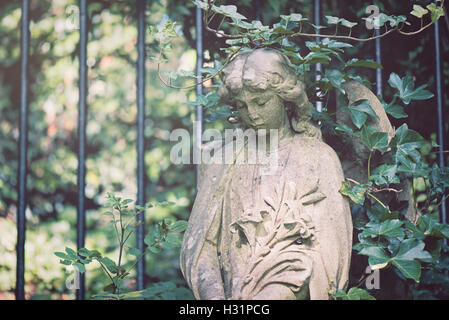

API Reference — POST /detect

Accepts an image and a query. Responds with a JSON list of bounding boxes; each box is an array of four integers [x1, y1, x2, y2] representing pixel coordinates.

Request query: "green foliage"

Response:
[[388, 73, 434, 105], [332, 287, 375, 300], [54, 193, 190, 300]]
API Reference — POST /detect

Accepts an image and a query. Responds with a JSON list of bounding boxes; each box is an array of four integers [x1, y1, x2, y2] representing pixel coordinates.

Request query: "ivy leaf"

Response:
[[426, 3, 445, 23], [416, 215, 449, 239], [303, 51, 332, 64], [390, 239, 433, 282], [363, 219, 405, 238], [340, 18, 358, 28], [360, 126, 389, 152], [335, 124, 358, 137], [384, 104, 408, 119], [370, 164, 400, 185], [394, 123, 426, 153], [346, 99, 379, 129], [344, 58, 382, 69], [391, 124, 428, 175], [388, 73, 434, 105], [280, 13, 307, 23], [192, 0, 209, 11], [308, 23, 326, 30], [334, 288, 375, 300], [325, 69, 346, 94], [392, 260, 421, 282], [225, 37, 250, 45], [430, 165, 449, 195], [325, 15, 340, 25], [323, 16, 357, 29], [213, 5, 247, 21], [321, 38, 353, 49], [289, 13, 305, 22], [339, 181, 367, 205], [411, 5, 429, 18], [359, 246, 390, 266]]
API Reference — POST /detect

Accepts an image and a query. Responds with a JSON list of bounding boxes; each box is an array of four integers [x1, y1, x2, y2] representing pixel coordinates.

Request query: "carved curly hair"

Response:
[[218, 48, 321, 138]]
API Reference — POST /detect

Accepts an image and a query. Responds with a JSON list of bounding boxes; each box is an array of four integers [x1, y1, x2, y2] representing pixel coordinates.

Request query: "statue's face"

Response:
[[234, 87, 288, 131]]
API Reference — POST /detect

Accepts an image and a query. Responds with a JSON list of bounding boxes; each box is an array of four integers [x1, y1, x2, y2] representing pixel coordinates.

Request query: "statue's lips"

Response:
[[250, 122, 265, 128]]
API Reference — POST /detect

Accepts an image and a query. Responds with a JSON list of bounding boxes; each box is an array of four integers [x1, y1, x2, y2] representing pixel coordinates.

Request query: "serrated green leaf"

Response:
[[384, 104, 408, 119], [325, 15, 340, 25], [427, 3, 445, 22], [360, 126, 388, 152], [325, 69, 346, 94], [411, 5, 429, 18], [335, 124, 358, 137], [417, 215, 449, 239], [346, 99, 378, 129], [346, 287, 376, 300], [340, 19, 357, 28], [370, 164, 400, 185], [333, 287, 375, 300], [214, 5, 247, 20], [388, 73, 434, 105], [364, 219, 404, 238], [359, 246, 390, 266], [339, 181, 367, 205], [391, 259, 421, 282], [389, 239, 433, 282]]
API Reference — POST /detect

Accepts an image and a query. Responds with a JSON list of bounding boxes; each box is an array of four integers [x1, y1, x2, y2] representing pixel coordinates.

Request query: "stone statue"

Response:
[[180, 48, 357, 300]]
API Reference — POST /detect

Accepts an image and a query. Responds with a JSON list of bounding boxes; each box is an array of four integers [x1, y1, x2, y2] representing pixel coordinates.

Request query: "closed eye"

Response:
[[255, 97, 270, 106], [235, 101, 247, 109]]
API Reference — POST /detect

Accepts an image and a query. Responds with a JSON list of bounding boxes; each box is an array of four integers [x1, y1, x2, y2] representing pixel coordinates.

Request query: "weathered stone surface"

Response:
[[337, 81, 416, 222], [180, 48, 353, 300]]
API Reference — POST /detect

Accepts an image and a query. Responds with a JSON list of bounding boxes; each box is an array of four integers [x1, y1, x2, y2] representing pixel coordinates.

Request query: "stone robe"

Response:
[[180, 133, 353, 300]]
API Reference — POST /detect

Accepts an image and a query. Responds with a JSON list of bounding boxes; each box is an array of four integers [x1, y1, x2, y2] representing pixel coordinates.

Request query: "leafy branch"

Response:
[[54, 193, 188, 300]]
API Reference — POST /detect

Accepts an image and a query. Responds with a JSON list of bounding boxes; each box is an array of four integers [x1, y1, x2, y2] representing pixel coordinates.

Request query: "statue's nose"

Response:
[[247, 104, 260, 120]]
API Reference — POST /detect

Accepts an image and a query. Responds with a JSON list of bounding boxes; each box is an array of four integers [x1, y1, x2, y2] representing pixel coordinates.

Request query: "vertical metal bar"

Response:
[[136, 0, 146, 291], [16, 0, 30, 301], [255, 0, 261, 21], [314, 0, 323, 112], [434, 4, 447, 229], [375, 28, 383, 98], [76, 0, 87, 300], [195, 5, 203, 187]]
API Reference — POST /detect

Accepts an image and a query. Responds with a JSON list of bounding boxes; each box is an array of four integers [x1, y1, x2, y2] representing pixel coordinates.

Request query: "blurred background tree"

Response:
[[0, 0, 448, 299]]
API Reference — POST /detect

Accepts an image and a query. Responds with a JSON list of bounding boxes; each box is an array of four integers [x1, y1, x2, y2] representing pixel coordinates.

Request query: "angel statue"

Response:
[[180, 48, 410, 300]]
